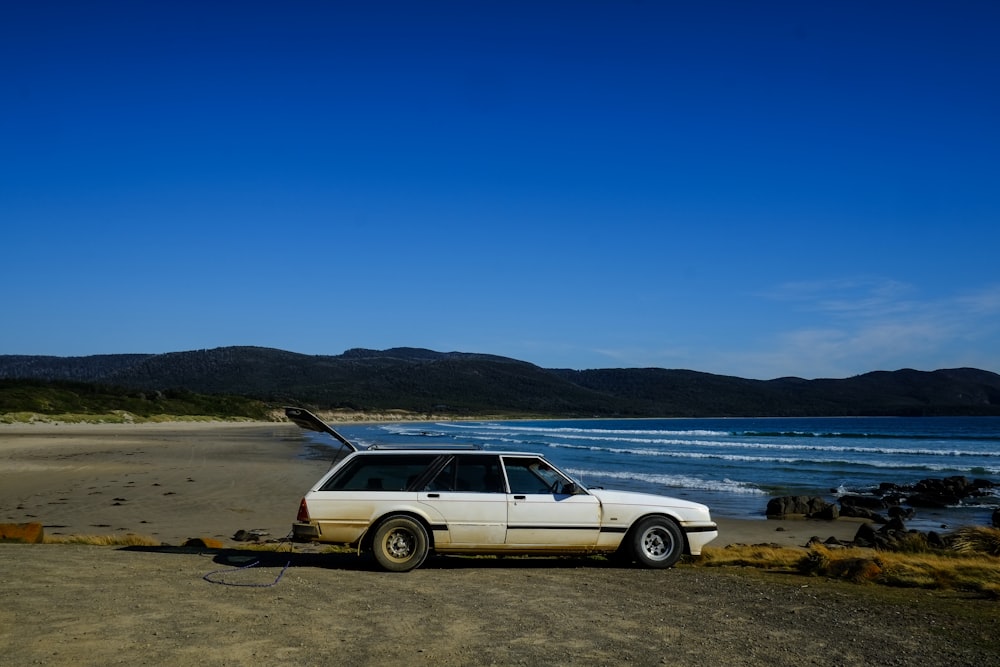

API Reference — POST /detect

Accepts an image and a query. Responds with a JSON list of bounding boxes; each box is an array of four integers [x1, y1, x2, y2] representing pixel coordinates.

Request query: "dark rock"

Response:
[[766, 496, 835, 518], [887, 506, 915, 520], [0, 522, 44, 544], [869, 476, 998, 513], [907, 492, 959, 508], [840, 505, 888, 523], [232, 529, 260, 542], [879, 493, 908, 508], [840, 494, 887, 510], [812, 503, 840, 520], [884, 517, 907, 532], [926, 531, 947, 549], [853, 523, 879, 548], [972, 478, 996, 491], [906, 476, 970, 507], [182, 537, 223, 549], [993, 508, 1000, 529]]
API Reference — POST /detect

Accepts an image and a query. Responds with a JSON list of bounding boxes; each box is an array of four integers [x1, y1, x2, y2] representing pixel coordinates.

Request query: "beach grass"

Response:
[[951, 525, 1000, 556], [698, 530, 1000, 599], [1, 411, 262, 424], [44, 533, 163, 547]]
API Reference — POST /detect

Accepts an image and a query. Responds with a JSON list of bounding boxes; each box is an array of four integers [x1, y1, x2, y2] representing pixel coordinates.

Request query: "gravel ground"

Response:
[[1, 544, 996, 666]]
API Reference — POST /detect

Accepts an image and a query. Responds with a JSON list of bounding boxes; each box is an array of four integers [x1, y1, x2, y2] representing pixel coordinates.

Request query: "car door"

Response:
[[417, 454, 507, 547], [501, 456, 601, 549]]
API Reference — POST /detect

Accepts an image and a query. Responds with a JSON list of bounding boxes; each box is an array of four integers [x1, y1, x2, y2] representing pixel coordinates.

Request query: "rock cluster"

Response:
[[849, 518, 949, 551], [880, 475, 997, 509], [766, 476, 997, 524], [764, 495, 838, 520], [766, 475, 999, 551]]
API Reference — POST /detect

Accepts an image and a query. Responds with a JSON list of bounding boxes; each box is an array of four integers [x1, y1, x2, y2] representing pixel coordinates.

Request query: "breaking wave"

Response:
[[564, 467, 768, 495]]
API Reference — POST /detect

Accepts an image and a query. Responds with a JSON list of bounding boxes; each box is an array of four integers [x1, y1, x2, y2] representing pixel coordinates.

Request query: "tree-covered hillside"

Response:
[[2, 347, 999, 418]]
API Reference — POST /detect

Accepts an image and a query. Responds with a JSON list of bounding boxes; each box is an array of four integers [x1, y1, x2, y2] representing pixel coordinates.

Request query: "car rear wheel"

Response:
[[371, 516, 429, 572], [631, 517, 684, 568]]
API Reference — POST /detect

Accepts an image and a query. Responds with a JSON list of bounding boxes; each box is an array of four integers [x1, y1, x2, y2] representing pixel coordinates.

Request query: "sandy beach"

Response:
[[0, 422, 328, 546], [3, 422, 995, 666], [0, 421, 862, 548]]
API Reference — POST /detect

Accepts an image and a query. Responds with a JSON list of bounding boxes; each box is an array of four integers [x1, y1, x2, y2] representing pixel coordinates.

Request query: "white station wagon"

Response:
[[287, 408, 718, 572]]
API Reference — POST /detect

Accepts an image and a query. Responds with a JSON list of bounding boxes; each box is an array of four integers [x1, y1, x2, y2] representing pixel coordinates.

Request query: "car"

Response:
[[286, 407, 719, 572]]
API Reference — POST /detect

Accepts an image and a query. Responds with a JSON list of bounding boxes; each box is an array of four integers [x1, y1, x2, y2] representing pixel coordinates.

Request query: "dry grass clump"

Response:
[[44, 533, 162, 547], [797, 545, 886, 583], [950, 526, 1000, 557], [697, 544, 805, 569], [699, 540, 1000, 598], [815, 545, 1000, 598]]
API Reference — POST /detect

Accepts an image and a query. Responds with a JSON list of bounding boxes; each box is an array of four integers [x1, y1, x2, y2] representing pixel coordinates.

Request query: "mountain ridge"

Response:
[[1, 346, 999, 417]]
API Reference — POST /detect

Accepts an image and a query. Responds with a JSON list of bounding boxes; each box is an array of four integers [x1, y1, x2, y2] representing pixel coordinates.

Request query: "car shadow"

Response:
[[119, 544, 371, 570], [118, 544, 640, 571]]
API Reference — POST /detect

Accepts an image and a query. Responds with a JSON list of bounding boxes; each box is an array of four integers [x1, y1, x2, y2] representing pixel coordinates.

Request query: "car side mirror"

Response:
[[560, 482, 580, 495]]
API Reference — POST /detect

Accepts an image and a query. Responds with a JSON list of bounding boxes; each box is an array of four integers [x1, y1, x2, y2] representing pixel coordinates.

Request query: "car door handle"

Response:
[[513, 495, 526, 500], [427, 493, 440, 498]]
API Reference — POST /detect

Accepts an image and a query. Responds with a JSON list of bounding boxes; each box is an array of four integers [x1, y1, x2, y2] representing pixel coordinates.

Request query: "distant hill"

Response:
[[2, 346, 999, 417]]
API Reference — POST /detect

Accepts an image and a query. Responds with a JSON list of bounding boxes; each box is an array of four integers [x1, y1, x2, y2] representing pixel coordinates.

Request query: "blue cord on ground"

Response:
[[202, 558, 292, 587]]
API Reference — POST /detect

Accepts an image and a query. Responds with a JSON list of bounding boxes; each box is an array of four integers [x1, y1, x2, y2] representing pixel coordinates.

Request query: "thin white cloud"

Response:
[[492, 281, 1000, 379], [731, 279, 1000, 378], [957, 284, 1000, 316], [762, 277, 916, 318]]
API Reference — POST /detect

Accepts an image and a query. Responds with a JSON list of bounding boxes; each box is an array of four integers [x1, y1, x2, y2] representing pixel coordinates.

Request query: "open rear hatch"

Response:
[[284, 406, 360, 452]]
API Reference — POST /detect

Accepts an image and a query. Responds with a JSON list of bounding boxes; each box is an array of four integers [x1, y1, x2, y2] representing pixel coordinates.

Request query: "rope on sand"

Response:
[[202, 558, 291, 587]]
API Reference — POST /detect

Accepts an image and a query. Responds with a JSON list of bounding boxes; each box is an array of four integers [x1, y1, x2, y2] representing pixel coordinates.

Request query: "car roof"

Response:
[[351, 448, 541, 457], [365, 443, 481, 451]]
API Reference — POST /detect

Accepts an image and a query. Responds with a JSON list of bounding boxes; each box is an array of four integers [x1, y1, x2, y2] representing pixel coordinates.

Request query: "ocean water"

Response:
[[313, 416, 1000, 532]]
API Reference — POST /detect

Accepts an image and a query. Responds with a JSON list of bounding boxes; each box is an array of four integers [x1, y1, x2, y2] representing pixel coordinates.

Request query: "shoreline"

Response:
[[2, 421, 864, 548]]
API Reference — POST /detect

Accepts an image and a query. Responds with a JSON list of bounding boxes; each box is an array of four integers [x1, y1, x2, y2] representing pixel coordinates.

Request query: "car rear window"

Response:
[[321, 454, 438, 492]]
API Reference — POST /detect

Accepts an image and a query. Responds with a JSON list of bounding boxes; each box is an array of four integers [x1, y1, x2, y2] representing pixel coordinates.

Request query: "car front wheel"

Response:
[[371, 516, 430, 572], [631, 517, 684, 568]]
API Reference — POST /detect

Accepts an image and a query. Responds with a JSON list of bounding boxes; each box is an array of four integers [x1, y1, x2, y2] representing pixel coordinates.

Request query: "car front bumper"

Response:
[[682, 522, 719, 555]]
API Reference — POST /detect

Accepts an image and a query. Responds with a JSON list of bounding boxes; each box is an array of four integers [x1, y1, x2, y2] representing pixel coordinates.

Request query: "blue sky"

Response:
[[3, 1, 999, 379]]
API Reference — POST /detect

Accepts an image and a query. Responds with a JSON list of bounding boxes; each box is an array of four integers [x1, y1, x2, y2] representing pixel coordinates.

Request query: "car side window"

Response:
[[426, 455, 504, 493], [503, 457, 563, 494], [426, 458, 457, 491], [321, 455, 438, 492]]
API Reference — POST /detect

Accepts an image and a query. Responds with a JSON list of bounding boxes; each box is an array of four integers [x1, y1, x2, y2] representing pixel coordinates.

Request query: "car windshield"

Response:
[[502, 457, 575, 494]]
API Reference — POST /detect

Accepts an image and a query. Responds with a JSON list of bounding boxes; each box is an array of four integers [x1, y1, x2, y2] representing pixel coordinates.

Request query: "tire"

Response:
[[630, 516, 684, 569], [371, 516, 429, 572]]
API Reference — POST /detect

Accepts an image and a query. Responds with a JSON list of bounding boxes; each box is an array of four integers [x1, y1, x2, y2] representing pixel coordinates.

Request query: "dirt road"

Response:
[[2, 543, 996, 666]]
